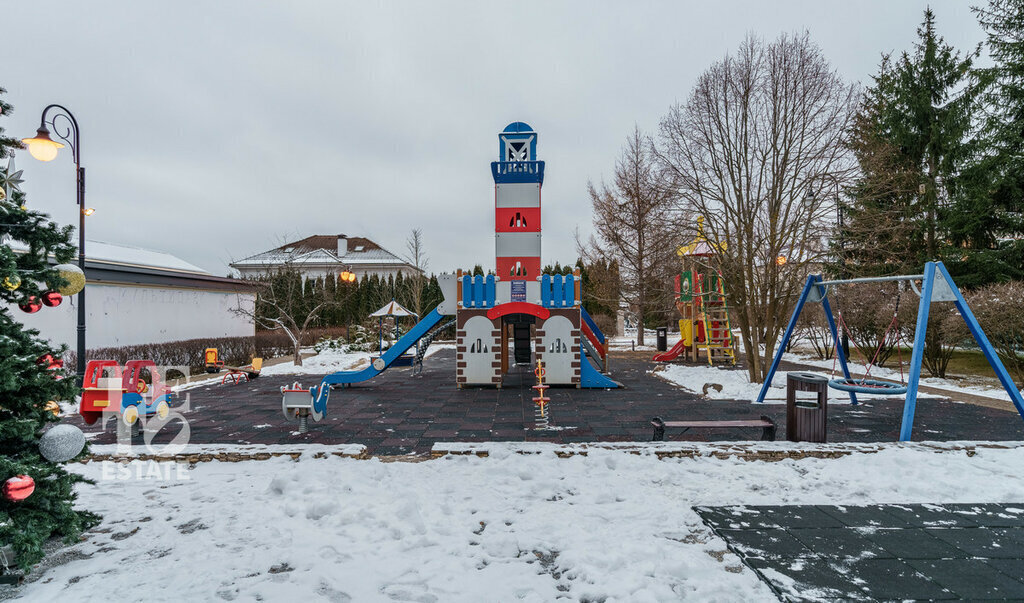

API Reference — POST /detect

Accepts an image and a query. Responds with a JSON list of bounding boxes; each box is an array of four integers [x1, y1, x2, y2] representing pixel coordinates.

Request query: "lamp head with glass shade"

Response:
[[21, 127, 64, 162]]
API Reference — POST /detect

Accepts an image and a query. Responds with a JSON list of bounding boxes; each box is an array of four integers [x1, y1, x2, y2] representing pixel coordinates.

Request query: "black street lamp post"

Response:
[[22, 105, 87, 384], [809, 176, 849, 359]]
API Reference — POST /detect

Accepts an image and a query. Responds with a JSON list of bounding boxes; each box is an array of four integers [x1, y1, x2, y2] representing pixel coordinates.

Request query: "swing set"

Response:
[[756, 261, 1024, 441]]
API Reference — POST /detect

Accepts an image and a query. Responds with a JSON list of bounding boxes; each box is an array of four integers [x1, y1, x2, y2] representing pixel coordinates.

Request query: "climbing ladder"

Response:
[[697, 273, 736, 365]]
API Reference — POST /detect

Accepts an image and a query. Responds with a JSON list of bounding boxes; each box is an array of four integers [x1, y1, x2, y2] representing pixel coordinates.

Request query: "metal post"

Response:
[[821, 293, 858, 405], [77, 164, 85, 386], [836, 181, 850, 359], [34, 104, 85, 385], [936, 262, 1024, 420], [900, 262, 936, 441], [756, 274, 817, 403]]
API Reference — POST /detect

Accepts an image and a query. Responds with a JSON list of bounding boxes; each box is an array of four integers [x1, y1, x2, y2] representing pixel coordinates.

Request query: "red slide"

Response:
[[652, 339, 687, 362]]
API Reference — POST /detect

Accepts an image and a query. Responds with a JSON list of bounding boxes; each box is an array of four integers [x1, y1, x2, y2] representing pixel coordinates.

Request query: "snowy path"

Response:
[[13, 444, 1024, 602]]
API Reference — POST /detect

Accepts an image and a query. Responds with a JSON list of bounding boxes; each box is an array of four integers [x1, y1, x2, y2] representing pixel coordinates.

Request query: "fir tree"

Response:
[[842, 9, 981, 280], [960, 0, 1024, 284], [0, 89, 99, 571]]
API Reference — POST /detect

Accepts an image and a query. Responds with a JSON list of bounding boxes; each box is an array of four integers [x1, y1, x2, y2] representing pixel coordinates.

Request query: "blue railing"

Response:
[[580, 306, 605, 344], [540, 274, 577, 308], [491, 161, 545, 184], [461, 274, 496, 308]]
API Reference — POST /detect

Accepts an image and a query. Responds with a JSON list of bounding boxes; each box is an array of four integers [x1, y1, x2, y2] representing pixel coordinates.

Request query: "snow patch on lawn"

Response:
[[788, 347, 1023, 402], [653, 363, 784, 403], [260, 343, 455, 377], [16, 445, 1024, 601], [653, 347, 1021, 404], [260, 348, 373, 376]]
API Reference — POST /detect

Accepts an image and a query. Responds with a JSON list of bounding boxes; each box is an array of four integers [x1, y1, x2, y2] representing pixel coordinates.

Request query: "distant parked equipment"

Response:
[[204, 348, 224, 373]]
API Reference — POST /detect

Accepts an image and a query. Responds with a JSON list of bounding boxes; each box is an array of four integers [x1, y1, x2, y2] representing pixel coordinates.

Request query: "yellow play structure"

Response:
[[653, 217, 736, 365]]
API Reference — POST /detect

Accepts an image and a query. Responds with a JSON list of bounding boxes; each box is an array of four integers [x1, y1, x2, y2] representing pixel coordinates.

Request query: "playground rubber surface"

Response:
[[70, 349, 1024, 456], [697, 502, 1024, 601]]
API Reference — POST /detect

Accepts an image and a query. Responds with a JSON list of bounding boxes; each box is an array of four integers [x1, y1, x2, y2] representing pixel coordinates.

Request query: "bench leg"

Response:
[[761, 415, 776, 441], [651, 417, 666, 442]]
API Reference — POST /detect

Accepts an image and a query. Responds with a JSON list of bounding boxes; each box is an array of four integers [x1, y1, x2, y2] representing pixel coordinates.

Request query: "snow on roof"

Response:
[[86, 240, 210, 274], [10, 239, 209, 275], [231, 235, 414, 269], [369, 299, 416, 317]]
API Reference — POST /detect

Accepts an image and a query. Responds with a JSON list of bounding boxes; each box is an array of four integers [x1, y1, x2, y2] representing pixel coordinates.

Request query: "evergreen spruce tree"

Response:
[[841, 10, 979, 280], [323, 272, 337, 326], [0, 89, 99, 571], [960, 0, 1024, 284]]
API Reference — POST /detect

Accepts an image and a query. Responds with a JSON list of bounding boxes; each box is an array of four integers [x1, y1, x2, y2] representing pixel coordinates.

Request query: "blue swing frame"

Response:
[[756, 261, 1024, 441]]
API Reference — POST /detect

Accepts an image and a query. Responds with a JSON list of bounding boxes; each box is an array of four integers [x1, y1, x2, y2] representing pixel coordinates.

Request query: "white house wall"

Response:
[[11, 283, 255, 350]]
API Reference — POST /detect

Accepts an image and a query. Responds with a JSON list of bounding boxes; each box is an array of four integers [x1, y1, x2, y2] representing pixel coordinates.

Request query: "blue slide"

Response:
[[313, 307, 448, 415], [579, 307, 621, 388]]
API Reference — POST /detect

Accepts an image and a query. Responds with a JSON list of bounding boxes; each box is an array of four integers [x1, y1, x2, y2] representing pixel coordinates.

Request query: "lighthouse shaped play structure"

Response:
[[307, 122, 618, 419], [455, 122, 618, 388]]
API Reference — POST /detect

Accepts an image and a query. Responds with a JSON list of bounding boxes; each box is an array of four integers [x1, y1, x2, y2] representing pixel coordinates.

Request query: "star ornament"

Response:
[[0, 157, 25, 201]]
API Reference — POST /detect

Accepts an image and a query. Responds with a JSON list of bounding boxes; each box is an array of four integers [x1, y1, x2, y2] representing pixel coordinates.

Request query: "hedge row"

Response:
[[69, 327, 351, 375]]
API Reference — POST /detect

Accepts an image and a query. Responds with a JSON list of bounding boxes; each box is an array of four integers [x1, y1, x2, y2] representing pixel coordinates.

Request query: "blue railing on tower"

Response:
[[490, 161, 545, 184], [540, 273, 578, 308], [580, 306, 605, 344], [460, 273, 496, 308]]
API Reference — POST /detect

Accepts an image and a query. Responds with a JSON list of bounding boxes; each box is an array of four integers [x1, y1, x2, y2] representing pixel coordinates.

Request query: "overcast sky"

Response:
[[2, 1, 985, 277]]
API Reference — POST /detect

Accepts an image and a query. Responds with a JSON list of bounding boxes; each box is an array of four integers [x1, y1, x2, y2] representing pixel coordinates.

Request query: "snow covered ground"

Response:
[[168, 344, 457, 394], [608, 332, 676, 352], [654, 362, 789, 403], [651, 344, 1024, 405], [12, 444, 1024, 602], [787, 345, 1023, 403]]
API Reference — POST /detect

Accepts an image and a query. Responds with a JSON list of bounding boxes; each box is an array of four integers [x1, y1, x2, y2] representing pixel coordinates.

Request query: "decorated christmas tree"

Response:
[[0, 88, 98, 572]]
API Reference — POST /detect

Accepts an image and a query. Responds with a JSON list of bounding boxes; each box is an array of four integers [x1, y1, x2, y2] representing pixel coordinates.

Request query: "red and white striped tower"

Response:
[[492, 122, 543, 280]]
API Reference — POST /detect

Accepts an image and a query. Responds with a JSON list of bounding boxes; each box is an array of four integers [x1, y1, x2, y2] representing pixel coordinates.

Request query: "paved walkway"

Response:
[[67, 349, 1024, 456], [698, 503, 1024, 601]]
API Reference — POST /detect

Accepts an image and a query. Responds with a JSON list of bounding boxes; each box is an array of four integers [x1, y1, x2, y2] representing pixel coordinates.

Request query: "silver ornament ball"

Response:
[[38, 424, 86, 463]]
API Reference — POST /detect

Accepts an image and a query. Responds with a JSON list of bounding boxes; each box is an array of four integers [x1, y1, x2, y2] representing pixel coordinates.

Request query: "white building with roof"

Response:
[[12, 240, 255, 350], [230, 234, 419, 280]]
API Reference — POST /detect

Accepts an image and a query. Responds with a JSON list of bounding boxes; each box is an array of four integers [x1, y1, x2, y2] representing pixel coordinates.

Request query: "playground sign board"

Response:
[[511, 280, 526, 302]]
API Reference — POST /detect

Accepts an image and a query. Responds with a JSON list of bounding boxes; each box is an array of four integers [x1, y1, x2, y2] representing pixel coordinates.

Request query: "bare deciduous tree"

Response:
[[233, 264, 344, 366], [581, 126, 678, 346], [404, 228, 428, 318], [656, 32, 858, 382]]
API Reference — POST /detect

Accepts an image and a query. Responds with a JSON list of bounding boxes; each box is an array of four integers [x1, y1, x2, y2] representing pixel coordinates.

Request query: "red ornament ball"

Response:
[[19, 296, 42, 313], [41, 290, 63, 307], [3, 475, 35, 502], [36, 354, 63, 370]]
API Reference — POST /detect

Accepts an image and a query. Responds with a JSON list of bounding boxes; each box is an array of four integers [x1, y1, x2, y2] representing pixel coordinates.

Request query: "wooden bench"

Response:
[[650, 416, 776, 442]]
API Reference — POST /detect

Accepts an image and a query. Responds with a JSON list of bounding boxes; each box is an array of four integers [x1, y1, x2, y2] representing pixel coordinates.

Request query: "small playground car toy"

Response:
[[79, 359, 171, 426]]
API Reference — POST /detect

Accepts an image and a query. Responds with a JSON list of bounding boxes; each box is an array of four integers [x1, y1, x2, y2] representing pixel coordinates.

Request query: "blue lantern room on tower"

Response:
[[491, 122, 545, 184], [499, 122, 538, 162]]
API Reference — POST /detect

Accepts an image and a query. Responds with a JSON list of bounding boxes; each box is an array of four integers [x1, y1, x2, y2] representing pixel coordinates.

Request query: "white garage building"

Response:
[[13, 240, 254, 350]]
